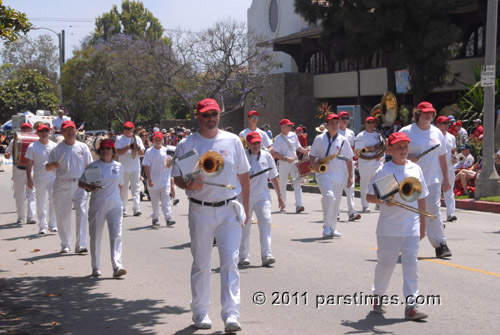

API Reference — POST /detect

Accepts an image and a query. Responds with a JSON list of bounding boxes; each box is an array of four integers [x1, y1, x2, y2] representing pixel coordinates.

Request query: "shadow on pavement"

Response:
[[0, 276, 188, 334], [290, 237, 335, 243], [341, 311, 411, 334]]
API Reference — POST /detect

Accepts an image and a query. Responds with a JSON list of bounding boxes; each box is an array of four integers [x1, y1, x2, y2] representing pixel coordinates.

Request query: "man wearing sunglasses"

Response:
[[355, 116, 384, 213], [25, 124, 58, 234], [338, 111, 361, 222], [173, 98, 250, 333], [238, 110, 273, 151], [115, 121, 145, 217]]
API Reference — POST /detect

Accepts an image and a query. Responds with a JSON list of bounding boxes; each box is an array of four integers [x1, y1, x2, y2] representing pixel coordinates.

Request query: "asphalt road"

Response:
[[1, 170, 500, 335]]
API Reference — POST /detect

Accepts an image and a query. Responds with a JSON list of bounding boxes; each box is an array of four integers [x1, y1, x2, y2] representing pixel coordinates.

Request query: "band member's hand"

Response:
[[186, 175, 203, 191], [243, 209, 250, 226], [408, 156, 418, 163], [171, 187, 175, 199], [4, 152, 11, 159], [286, 156, 295, 163], [278, 196, 285, 211], [165, 158, 172, 168], [148, 179, 154, 188], [385, 198, 395, 207], [27, 178, 34, 189], [311, 162, 320, 172], [346, 176, 353, 188], [48, 162, 60, 170], [420, 228, 426, 241], [442, 179, 451, 193]]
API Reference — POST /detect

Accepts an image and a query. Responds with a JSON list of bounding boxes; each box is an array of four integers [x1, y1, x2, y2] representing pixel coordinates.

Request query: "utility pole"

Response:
[[475, 0, 500, 198]]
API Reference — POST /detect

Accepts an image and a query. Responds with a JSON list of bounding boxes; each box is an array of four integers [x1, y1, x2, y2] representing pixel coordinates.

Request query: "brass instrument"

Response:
[[387, 177, 437, 218], [357, 134, 387, 160], [239, 136, 246, 149], [194, 150, 235, 189], [316, 141, 345, 174]]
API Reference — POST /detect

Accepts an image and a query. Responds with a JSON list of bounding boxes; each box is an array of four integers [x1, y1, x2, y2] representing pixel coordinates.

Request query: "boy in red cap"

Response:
[[115, 121, 145, 217], [142, 131, 175, 226], [367, 132, 429, 320], [238, 110, 273, 150]]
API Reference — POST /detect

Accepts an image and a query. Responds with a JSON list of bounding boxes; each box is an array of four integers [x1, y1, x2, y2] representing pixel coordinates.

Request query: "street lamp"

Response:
[[31, 27, 65, 102]]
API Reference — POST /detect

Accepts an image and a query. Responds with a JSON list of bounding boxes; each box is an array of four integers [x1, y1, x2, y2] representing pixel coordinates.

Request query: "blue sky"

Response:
[[4, 0, 253, 59]]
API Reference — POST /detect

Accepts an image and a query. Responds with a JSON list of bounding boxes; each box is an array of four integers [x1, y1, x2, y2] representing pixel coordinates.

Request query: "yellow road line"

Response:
[[370, 247, 500, 278]]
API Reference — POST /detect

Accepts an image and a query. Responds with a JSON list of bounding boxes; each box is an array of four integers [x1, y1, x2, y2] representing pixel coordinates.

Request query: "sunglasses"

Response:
[[340, 117, 350, 120], [249, 115, 259, 120], [124, 127, 133, 130], [201, 112, 219, 118], [366, 121, 375, 124]]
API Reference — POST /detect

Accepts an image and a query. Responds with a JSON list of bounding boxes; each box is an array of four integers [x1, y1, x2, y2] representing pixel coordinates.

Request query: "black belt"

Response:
[[189, 196, 236, 207], [16, 166, 26, 170]]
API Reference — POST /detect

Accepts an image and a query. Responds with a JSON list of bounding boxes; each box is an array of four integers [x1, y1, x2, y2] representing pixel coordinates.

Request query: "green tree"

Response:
[[0, 68, 59, 119], [0, 0, 31, 43], [294, 0, 473, 102], [92, 0, 164, 43]]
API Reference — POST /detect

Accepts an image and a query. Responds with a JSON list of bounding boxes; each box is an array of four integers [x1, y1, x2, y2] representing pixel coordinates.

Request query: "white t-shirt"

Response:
[[115, 134, 145, 172], [310, 132, 354, 184], [142, 146, 172, 190], [442, 132, 456, 168], [368, 160, 429, 237], [172, 130, 250, 201], [454, 153, 474, 170], [246, 149, 279, 200], [239, 128, 273, 148], [338, 128, 355, 148], [80, 160, 123, 207], [273, 132, 302, 158], [48, 141, 93, 179], [52, 115, 70, 132], [25, 140, 57, 181], [355, 130, 385, 167], [400, 124, 446, 186]]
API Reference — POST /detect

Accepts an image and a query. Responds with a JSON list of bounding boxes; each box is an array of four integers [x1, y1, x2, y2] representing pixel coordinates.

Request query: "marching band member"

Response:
[[338, 111, 360, 221], [366, 132, 429, 320], [273, 119, 309, 213], [142, 131, 176, 227], [239, 131, 284, 267], [435, 116, 457, 222], [25, 124, 57, 234], [173, 98, 250, 333], [52, 109, 70, 133], [46, 120, 93, 254], [355, 116, 384, 213], [5, 123, 36, 224], [309, 113, 354, 238], [79, 139, 126, 278], [400, 102, 452, 259], [238, 110, 273, 150], [115, 121, 145, 217]]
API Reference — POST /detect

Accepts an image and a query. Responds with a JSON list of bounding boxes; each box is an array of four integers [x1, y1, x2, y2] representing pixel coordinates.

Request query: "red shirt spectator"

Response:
[[470, 119, 483, 143]]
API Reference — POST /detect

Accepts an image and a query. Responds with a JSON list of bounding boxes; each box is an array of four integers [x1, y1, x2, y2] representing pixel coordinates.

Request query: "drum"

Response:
[[295, 159, 313, 177], [12, 131, 38, 167]]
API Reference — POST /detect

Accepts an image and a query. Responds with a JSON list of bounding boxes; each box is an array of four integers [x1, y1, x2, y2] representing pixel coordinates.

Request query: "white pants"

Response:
[[239, 197, 272, 260], [33, 176, 56, 231], [443, 166, 456, 217], [317, 175, 344, 231], [425, 183, 447, 248], [120, 170, 141, 213], [278, 160, 303, 208], [149, 186, 173, 221], [373, 235, 420, 306], [342, 165, 356, 216], [88, 200, 123, 271], [12, 166, 36, 221], [188, 201, 241, 321], [359, 163, 382, 209], [53, 179, 88, 249]]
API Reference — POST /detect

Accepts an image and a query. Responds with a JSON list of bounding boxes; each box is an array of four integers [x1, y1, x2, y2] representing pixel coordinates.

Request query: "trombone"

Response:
[[385, 177, 436, 218], [190, 150, 236, 189]]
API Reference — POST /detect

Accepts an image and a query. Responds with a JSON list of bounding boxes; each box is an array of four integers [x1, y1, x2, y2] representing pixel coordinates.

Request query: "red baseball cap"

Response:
[[417, 101, 436, 113], [388, 132, 411, 145], [326, 113, 339, 121], [279, 119, 294, 126], [197, 98, 220, 114], [21, 123, 32, 129], [99, 139, 115, 149], [248, 110, 260, 117], [153, 131, 164, 139], [37, 124, 50, 131], [61, 120, 76, 129], [295, 126, 303, 132], [123, 121, 134, 129], [246, 131, 262, 144], [365, 116, 376, 123], [455, 120, 462, 126], [338, 111, 350, 118], [436, 116, 450, 124]]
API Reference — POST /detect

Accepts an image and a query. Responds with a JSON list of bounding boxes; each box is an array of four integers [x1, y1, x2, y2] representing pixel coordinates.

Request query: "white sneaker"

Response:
[[49, 226, 58, 232], [39, 228, 47, 235], [322, 227, 333, 238], [91, 269, 101, 277], [262, 256, 276, 266], [362, 207, 371, 213], [113, 267, 127, 278], [60, 247, 70, 254], [224, 316, 242, 332], [75, 246, 88, 254], [333, 230, 342, 238], [192, 314, 212, 329], [239, 258, 250, 266]]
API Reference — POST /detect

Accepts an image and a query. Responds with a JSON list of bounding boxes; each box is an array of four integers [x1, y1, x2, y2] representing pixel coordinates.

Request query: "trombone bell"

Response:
[[399, 177, 422, 202], [199, 150, 224, 178]]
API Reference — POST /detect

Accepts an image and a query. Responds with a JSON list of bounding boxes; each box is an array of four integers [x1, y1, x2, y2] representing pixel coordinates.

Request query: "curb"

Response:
[[279, 184, 500, 215]]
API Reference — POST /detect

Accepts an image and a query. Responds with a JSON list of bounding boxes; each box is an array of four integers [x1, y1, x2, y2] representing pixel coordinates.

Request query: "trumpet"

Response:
[[191, 150, 235, 189], [386, 177, 436, 218]]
